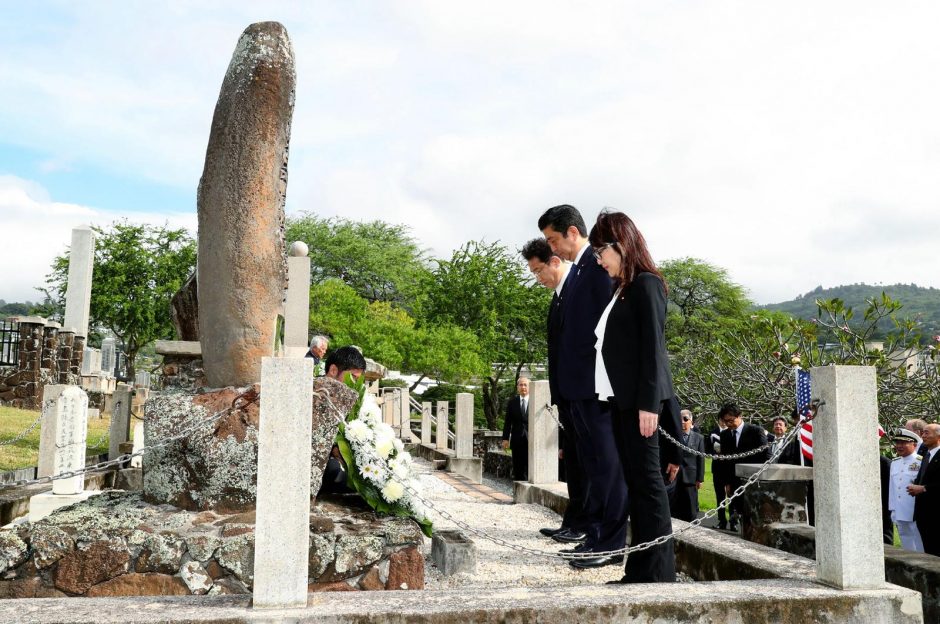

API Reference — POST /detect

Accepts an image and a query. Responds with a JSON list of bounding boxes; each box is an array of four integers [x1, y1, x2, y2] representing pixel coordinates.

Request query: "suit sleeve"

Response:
[[502, 399, 512, 442], [629, 273, 670, 413]]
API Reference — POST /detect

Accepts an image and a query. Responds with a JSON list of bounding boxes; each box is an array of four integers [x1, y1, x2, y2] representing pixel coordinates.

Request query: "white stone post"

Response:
[[253, 357, 313, 609], [63, 226, 95, 340], [421, 401, 433, 446], [455, 393, 473, 459], [38, 385, 67, 478], [130, 421, 145, 469], [391, 389, 402, 434], [52, 386, 89, 495], [811, 365, 885, 590], [527, 380, 558, 484], [108, 383, 133, 460], [382, 394, 394, 426], [398, 387, 411, 439], [284, 242, 311, 358], [436, 401, 449, 450]]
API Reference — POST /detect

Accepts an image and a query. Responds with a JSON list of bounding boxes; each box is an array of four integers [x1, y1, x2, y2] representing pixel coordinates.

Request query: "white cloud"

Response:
[[2, 2, 940, 304], [0, 176, 195, 302]]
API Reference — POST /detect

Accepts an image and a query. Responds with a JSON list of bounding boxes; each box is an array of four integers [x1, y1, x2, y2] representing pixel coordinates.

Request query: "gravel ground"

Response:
[[415, 460, 626, 589]]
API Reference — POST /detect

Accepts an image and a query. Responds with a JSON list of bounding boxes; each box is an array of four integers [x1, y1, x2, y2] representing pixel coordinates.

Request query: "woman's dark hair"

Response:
[[588, 210, 665, 289]]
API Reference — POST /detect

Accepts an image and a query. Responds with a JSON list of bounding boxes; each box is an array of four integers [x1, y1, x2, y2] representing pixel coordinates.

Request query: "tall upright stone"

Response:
[[527, 380, 558, 484], [811, 365, 885, 590], [62, 226, 95, 340], [38, 384, 68, 478], [454, 393, 473, 459], [436, 401, 449, 450], [421, 402, 433, 446], [51, 386, 89, 495], [197, 21, 296, 387], [284, 241, 311, 358], [108, 384, 133, 461]]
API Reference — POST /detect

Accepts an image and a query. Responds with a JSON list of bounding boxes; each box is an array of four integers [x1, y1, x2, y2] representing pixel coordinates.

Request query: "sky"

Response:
[[2, 1, 939, 305]]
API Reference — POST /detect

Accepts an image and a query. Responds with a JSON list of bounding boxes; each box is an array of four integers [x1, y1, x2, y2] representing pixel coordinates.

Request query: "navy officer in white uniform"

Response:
[[889, 428, 925, 552]]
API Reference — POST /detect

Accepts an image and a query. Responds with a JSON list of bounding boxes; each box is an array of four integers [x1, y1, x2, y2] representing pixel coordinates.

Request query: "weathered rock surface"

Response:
[[143, 380, 354, 511], [170, 273, 199, 341], [0, 491, 424, 598], [196, 20, 295, 388]]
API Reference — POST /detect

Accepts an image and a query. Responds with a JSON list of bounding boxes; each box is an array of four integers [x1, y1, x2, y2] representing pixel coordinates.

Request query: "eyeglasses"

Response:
[[682, 417, 691, 423], [592, 242, 614, 261]]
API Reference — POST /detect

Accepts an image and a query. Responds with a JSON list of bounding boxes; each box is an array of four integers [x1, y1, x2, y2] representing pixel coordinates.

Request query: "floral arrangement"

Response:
[[335, 375, 433, 537]]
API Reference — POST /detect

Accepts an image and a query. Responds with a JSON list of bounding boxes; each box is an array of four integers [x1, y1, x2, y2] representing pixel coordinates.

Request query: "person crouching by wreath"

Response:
[[589, 210, 681, 584]]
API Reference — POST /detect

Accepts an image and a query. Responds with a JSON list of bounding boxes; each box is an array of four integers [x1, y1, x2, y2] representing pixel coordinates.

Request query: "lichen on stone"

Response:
[[0, 531, 28, 575]]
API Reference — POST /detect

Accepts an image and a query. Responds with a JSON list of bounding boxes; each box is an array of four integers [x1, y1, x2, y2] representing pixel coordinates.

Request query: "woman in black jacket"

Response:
[[590, 210, 679, 584]]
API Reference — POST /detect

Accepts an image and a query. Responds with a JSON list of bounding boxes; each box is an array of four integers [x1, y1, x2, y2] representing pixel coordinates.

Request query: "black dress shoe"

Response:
[[539, 527, 565, 538], [569, 555, 624, 569], [559, 544, 591, 554], [552, 529, 588, 544], [717, 523, 728, 531], [605, 576, 630, 585]]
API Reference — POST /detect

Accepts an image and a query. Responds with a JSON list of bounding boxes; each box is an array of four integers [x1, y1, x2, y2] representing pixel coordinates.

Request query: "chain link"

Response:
[[0, 410, 45, 447], [0, 390, 257, 491]]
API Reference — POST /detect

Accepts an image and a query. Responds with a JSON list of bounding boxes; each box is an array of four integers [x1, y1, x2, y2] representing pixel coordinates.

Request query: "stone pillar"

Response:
[[70, 335, 85, 377], [197, 22, 295, 388], [284, 242, 311, 358], [57, 330, 74, 384], [253, 357, 313, 609], [398, 388, 411, 439], [51, 386, 89, 495], [130, 421, 145, 469], [811, 365, 885, 590], [455, 393, 473, 459], [421, 402, 433, 446], [527, 380, 558, 484], [391, 390, 402, 434], [31, 386, 100, 521], [62, 226, 95, 340], [14, 318, 44, 409], [38, 384, 68, 477], [41, 323, 60, 379], [382, 394, 394, 426], [100, 337, 116, 377], [436, 401, 449, 450], [108, 383, 133, 460]]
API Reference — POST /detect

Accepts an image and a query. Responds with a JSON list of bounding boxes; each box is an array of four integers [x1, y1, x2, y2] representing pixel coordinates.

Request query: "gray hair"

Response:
[[310, 335, 329, 349], [905, 419, 928, 435]]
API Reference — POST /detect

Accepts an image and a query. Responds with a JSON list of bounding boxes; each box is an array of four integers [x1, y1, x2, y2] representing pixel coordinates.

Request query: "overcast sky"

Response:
[[2, 2, 939, 305]]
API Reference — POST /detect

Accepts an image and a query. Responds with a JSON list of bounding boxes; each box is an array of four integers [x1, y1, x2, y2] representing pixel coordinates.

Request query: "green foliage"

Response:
[[44, 222, 196, 379], [0, 300, 34, 316], [763, 283, 940, 340], [419, 241, 550, 428], [286, 213, 429, 306], [309, 280, 484, 385]]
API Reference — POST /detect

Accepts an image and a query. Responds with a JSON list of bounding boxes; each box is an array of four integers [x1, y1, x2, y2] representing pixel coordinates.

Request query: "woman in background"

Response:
[[590, 210, 679, 583]]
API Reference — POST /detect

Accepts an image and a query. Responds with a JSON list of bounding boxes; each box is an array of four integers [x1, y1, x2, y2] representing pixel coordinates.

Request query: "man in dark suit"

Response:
[[671, 409, 705, 522], [501, 377, 530, 481], [909, 423, 940, 556], [705, 421, 729, 529], [539, 205, 628, 568], [521, 238, 587, 541], [718, 403, 769, 532]]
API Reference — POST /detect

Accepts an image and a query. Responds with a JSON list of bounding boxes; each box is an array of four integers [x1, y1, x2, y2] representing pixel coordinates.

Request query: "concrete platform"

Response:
[[0, 580, 921, 623], [28, 490, 101, 522], [513, 480, 569, 516]]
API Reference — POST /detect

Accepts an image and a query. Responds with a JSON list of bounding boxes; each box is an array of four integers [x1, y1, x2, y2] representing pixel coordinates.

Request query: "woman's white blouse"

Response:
[[594, 287, 621, 401]]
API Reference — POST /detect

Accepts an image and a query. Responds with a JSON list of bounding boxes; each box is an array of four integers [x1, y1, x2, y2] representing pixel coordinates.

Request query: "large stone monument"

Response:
[[196, 21, 296, 388]]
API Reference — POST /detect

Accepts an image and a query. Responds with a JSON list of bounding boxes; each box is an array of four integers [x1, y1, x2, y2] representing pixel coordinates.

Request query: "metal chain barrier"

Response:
[[0, 390, 257, 491], [320, 389, 815, 561], [0, 410, 45, 447]]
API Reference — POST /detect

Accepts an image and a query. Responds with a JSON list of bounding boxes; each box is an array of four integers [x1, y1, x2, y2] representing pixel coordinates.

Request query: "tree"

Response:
[[660, 257, 751, 350], [308, 280, 484, 386], [44, 222, 196, 380], [419, 241, 550, 429], [286, 213, 429, 306]]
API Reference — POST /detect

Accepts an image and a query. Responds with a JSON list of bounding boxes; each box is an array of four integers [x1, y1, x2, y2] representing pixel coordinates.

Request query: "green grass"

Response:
[[699, 458, 717, 510], [0, 405, 111, 472]]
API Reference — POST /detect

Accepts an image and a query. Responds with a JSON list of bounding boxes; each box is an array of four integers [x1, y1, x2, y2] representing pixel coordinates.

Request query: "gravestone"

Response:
[[62, 227, 95, 340], [108, 383, 133, 460], [196, 21, 296, 388]]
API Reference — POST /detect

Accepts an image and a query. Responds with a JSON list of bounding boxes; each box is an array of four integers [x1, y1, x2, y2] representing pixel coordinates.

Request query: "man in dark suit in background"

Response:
[[909, 422, 940, 556], [718, 403, 769, 532], [539, 205, 628, 569], [521, 238, 587, 541], [706, 420, 729, 529], [502, 376, 530, 481], [671, 409, 705, 521]]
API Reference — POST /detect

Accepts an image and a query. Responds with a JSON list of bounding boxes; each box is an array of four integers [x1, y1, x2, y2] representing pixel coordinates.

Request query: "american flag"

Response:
[[795, 368, 885, 462], [795, 368, 814, 460]]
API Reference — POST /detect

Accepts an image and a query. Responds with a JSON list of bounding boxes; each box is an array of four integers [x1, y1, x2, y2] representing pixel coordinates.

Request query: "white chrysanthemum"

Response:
[[376, 422, 395, 440], [375, 434, 395, 459], [381, 479, 404, 502], [389, 458, 411, 480], [359, 395, 382, 423], [392, 438, 405, 454], [345, 419, 372, 444], [360, 461, 387, 484]]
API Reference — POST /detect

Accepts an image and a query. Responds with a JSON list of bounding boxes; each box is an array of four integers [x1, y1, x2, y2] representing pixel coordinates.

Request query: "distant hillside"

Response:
[[762, 283, 940, 339]]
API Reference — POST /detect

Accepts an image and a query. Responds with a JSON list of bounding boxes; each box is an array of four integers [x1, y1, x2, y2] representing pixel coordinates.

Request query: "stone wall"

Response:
[[0, 319, 84, 409], [0, 492, 424, 598], [473, 430, 503, 457], [483, 451, 514, 480], [160, 354, 206, 391]]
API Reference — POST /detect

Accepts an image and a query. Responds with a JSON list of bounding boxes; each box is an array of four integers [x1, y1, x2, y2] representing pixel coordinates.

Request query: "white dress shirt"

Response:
[[555, 263, 570, 297], [594, 288, 621, 402]]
